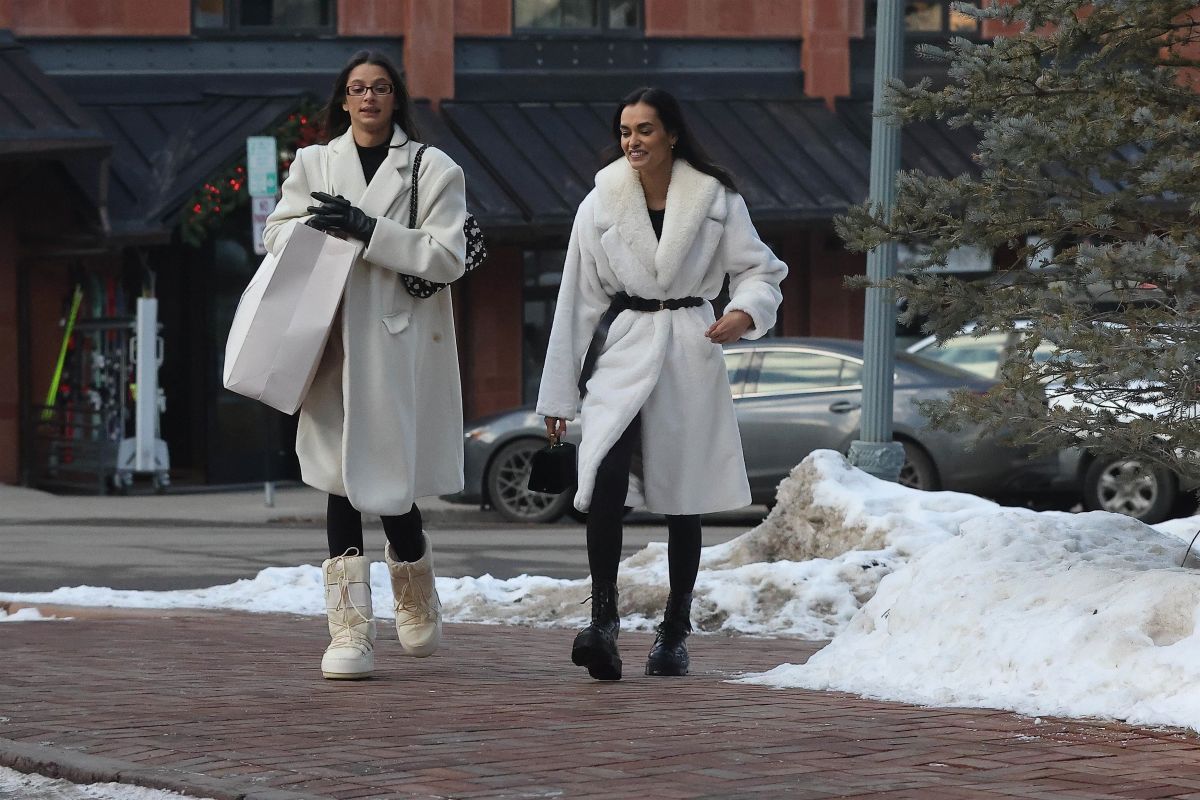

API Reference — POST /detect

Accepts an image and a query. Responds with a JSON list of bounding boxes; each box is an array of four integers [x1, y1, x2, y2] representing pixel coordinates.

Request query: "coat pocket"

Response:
[[382, 310, 411, 334]]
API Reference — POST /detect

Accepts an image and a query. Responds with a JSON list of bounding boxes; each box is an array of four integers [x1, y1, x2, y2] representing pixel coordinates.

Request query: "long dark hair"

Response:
[[606, 87, 737, 192], [321, 50, 420, 143]]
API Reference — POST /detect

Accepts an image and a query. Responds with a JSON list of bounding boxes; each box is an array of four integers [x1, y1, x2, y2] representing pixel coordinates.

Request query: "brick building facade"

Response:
[[0, 0, 999, 488]]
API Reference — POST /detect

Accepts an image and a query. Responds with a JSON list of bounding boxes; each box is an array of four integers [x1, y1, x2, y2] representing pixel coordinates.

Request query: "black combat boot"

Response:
[[571, 581, 621, 681], [645, 592, 692, 676]]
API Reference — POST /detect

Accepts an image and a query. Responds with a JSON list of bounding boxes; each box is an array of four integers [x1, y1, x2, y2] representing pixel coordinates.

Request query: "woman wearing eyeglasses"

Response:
[[263, 51, 468, 680]]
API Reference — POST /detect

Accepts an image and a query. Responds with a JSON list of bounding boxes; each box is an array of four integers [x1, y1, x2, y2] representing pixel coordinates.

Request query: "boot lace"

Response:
[[328, 549, 371, 654], [393, 562, 437, 622]]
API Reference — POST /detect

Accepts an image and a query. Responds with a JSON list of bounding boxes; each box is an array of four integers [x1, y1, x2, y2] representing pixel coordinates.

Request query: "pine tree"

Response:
[[837, 0, 1200, 484]]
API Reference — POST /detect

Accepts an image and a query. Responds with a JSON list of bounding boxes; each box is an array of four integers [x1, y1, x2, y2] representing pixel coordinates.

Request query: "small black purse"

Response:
[[527, 439, 578, 495]]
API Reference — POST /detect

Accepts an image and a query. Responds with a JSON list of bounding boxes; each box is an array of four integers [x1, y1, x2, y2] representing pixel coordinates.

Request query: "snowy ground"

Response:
[[0, 607, 68, 622], [0, 767, 209, 800], [5, 450, 1200, 735], [738, 455, 1200, 735]]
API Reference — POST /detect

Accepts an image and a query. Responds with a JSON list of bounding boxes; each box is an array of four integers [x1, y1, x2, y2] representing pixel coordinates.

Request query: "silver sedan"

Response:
[[443, 338, 1067, 523], [905, 324, 1198, 523]]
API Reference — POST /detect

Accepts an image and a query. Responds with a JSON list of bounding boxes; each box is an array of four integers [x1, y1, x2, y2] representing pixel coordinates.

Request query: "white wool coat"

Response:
[[536, 158, 787, 515], [262, 126, 467, 515]]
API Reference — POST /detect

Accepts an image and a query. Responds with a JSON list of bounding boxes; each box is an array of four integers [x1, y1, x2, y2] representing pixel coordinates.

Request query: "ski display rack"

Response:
[[31, 275, 170, 494]]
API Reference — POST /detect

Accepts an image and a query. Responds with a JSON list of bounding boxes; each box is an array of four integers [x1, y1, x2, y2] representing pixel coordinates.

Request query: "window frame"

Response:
[[741, 347, 867, 399], [723, 349, 752, 398], [865, 1, 982, 39], [192, 0, 336, 37], [512, 0, 643, 37]]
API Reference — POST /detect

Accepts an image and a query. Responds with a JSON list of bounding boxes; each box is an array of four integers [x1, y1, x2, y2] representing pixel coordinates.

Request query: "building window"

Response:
[[194, 0, 334, 34], [514, 0, 641, 33], [866, 1, 980, 37]]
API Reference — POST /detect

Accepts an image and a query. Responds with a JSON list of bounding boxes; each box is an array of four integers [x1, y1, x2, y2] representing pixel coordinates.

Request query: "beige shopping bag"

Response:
[[223, 222, 359, 414]]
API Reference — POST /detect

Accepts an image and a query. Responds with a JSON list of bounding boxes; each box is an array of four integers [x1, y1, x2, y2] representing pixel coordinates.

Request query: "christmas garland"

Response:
[[180, 100, 324, 247]]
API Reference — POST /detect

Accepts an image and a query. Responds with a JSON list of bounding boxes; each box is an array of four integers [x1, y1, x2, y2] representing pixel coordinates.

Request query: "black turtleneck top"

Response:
[[648, 208, 665, 240], [356, 141, 391, 185]]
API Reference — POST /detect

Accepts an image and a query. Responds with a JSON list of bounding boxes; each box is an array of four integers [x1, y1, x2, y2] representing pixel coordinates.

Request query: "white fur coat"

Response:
[[263, 126, 467, 515], [536, 158, 787, 514]]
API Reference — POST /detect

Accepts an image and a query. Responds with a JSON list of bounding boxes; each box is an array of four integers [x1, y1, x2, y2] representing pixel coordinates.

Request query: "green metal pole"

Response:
[[847, 0, 906, 481], [42, 285, 84, 423]]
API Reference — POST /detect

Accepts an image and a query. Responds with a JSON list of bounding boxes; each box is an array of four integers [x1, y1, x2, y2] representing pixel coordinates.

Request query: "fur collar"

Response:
[[594, 157, 724, 291]]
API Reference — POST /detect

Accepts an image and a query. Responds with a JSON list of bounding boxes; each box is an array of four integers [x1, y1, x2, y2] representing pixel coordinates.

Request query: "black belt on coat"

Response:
[[576, 292, 707, 397]]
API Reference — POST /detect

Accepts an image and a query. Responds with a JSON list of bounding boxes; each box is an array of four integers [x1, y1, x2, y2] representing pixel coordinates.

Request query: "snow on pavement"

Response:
[[4, 450, 1200, 734], [0, 452, 1001, 637], [0, 606, 68, 622], [0, 766, 211, 800], [737, 456, 1200, 735]]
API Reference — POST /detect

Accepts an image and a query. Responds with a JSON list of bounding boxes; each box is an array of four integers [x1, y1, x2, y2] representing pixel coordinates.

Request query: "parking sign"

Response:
[[246, 136, 278, 198]]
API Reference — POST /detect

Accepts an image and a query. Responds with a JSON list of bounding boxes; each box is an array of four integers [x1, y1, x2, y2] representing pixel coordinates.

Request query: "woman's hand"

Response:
[[307, 191, 377, 244], [705, 310, 754, 344], [544, 416, 567, 443]]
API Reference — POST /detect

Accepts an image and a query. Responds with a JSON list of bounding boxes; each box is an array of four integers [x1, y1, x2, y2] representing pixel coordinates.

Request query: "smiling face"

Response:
[[619, 102, 677, 177], [342, 63, 396, 142]]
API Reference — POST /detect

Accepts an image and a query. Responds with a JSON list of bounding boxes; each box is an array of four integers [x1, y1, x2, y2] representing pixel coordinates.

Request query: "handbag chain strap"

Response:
[[317, 141, 332, 197], [407, 144, 431, 229]]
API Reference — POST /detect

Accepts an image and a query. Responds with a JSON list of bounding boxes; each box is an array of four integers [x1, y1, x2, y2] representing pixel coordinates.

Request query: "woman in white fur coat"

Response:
[[263, 51, 466, 681], [537, 88, 786, 681]]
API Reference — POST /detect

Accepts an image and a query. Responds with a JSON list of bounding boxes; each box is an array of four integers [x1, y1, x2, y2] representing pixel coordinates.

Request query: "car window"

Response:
[[913, 329, 1062, 378], [1031, 340, 1059, 364], [912, 331, 1009, 379], [723, 351, 748, 392], [755, 351, 860, 394]]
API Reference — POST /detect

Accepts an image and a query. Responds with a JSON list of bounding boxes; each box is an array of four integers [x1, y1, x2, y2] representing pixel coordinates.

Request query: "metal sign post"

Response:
[[246, 136, 278, 257], [847, 0, 907, 481], [247, 135, 279, 505]]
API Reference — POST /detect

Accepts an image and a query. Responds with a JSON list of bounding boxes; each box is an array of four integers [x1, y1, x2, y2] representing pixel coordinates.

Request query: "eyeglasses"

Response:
[[346, 83, 394, 97]]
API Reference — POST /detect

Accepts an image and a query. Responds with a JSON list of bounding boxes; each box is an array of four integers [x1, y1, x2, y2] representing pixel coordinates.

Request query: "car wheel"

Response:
[[1082, 456, 1178, 524], [897, 440, 940, 491], [486, 438, 575, 524]]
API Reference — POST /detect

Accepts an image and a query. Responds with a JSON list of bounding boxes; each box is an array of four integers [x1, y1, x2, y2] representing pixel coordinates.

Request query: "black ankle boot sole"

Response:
[[645, 655, 689, 677], [571, 630, 622, 681]]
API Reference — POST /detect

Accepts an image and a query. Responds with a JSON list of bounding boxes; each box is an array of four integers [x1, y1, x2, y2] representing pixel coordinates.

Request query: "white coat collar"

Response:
[[594, 157, 723, 292], [326, 125, 414, 218]]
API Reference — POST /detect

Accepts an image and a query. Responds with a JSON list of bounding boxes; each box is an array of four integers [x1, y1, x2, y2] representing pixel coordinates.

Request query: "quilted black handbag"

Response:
[[527, 439, 578, 495], [402, 144, 488, 299]]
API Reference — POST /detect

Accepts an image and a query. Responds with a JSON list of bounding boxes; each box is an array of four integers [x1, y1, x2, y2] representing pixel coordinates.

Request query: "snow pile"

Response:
[[0, 605, 69, 622], [0, 451, 989, 636], [741, 499, 1200, 733], [0, 766, 212, 799], [440, 451, 1000, 635]]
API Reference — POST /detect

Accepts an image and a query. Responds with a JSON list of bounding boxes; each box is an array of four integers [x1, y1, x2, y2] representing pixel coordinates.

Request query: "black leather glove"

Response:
[[307, 191, 376, 244]]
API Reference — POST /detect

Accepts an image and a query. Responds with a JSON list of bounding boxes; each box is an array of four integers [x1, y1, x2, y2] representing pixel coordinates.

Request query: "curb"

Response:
[[0, 738, 320, 800]]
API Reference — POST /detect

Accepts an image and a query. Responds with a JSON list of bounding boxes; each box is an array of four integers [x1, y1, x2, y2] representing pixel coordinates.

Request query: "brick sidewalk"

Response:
[[4, 610, 1200, 800]]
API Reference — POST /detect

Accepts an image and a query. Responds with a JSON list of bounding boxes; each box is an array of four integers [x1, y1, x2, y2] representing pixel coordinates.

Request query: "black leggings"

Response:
[[586, 414, 702, 595], [327, 494, 425, 562]]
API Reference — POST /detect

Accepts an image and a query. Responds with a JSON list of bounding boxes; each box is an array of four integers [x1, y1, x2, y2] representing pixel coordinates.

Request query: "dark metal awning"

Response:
[[56, 84, 524, 240], [412, 102, 527, 231], [440, 98, 985, 233], [0, 33, 110, 219], [835, 99, 979, 179], [59, 77, 302, 241], [0, 34, 108, 158], [439, 99, 878, 229]]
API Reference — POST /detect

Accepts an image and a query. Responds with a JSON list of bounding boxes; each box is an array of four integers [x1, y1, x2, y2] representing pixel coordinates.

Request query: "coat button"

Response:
[[432, 333, 442, 342]]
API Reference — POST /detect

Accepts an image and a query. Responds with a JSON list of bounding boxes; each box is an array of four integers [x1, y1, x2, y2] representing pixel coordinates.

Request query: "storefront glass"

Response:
[[203, 211, 299, 484], [522, 249, 565, 403]]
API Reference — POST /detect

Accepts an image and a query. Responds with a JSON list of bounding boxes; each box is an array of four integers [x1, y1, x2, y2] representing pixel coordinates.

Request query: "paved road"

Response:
[[0, 484, 766, 592]]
